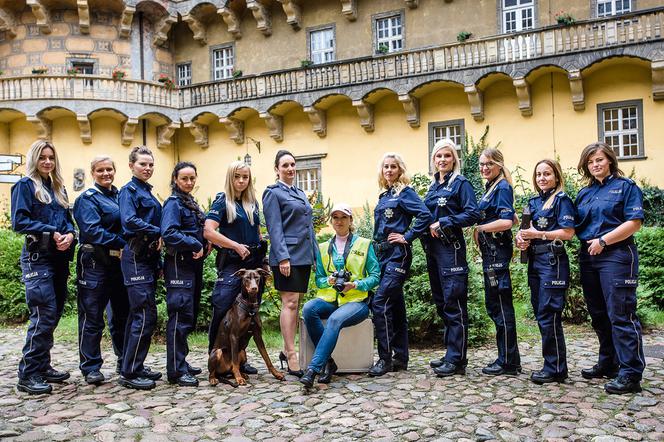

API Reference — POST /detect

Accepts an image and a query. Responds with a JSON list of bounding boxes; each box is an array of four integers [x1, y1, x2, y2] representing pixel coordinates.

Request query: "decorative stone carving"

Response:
[[77, 0, 89, 34], [218, 7, 242, 39], [398, 94, 420, 128], [26, 0, 51, 34], [0, 8, 17, 39], [121, 118, 139, 146], [352, 100, 375, 132], [277, 0, 302, 30], [405, 0, 419, 8], [303, 106, 327, 137], [513, 77, 532, 116], [119, 6, 135, 38], [73, 168, 85, 191], [247, 0, 272, 37], [464, 84, 484, 122], [259, 112, 283, 142], [153, 15, 176, 47], [568, 69, 585, 110], [27, 115, 52, 140], [185, 122, 209, 148], [77, 114, 92, 144], [340, 0, 357, 21], [182, 14, 206, 45], [652, 60, 664, 101], [157, 122, 179, 148], [220, 117, 244, 144]]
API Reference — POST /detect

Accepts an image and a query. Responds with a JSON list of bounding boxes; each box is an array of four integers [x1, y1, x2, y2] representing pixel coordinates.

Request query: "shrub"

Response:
[[641, 182, 664, 227]]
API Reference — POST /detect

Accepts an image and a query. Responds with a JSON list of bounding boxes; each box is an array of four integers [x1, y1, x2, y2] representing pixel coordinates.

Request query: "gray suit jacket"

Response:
[[262, 182, 316, 267]]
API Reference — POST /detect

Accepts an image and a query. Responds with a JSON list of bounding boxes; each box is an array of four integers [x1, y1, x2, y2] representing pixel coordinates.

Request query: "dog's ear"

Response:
[[232, 269, 247, 278], [257, 268, 271, 279]]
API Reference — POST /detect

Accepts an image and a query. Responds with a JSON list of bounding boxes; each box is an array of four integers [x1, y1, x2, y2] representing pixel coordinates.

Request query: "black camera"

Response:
[[331, 269, 352, 293]]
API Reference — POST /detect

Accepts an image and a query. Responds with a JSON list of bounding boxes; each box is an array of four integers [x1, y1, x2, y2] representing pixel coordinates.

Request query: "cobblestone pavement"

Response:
[[0, 328, 663, 442]]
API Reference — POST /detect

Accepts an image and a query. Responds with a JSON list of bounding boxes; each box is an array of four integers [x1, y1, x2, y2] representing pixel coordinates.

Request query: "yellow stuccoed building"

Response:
[[0, 0, 663, 213]]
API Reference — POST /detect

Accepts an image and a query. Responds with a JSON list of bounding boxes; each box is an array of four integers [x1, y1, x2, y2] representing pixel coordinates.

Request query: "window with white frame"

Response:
[[211, 45, 234, 81], [177, 63, 192, 86], [295, 154, 326, 194], [375, 13, 403, 53], [596, 0, 632, 17], [502, 0, 535, 33], [428, 120, 465, 172], [309, 27, 335, 64], [597, 100, 644, 159]]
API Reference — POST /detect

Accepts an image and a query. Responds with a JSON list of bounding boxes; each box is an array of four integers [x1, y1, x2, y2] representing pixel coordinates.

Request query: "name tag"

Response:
[[169, 279, 186, 286], [25, 271, 39, 279], [450, 267, 464, 272], [130, 275, 146, 282], [550, 280, 566, 286]]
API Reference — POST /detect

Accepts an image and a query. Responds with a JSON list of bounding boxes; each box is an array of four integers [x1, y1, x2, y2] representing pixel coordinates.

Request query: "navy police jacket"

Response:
[[118, 176, 161, 240], [575, 175, 644, 241], [11, 176, 75, 235], [374, 186, 431, 243], [262, 182, 316, 267], [479, 178, 515, 225], [424, 172, 480, 238], [206, 192, 261, 245], [527, 190, 575, 243], [161, 194, 205, 253], [73, 184, 125, 249]]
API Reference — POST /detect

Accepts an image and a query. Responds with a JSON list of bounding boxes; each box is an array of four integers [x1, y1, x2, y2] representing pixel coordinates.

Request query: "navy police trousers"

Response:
[[424, 238, 469, 366], [372, 244, 411, 363], [77, 248, 128, 375], [481, 242, 521, 370], [119, 247, 159, 378], [164, 252, 203, 379], [528, 248, 568, 376], [580, 242, 645, 380], [18, 249, 69, 379]]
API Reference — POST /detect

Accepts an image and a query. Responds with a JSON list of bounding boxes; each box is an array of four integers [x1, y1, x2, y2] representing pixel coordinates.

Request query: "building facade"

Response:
[[0, 0, 663, 211]]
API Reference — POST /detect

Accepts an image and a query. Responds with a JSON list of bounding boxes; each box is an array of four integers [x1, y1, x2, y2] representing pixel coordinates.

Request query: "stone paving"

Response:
[[0, 328, 663, 442]]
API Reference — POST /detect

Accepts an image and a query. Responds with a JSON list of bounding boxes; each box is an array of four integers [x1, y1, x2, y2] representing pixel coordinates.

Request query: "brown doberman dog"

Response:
[[208, 268, 285, 387]]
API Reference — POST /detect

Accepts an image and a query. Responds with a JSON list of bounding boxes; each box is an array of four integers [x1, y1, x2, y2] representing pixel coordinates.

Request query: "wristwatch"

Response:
[[599, 237, 607, 248]]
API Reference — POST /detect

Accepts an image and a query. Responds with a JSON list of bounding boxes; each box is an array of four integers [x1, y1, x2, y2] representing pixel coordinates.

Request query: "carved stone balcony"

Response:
[[0, 7, 662, 141]]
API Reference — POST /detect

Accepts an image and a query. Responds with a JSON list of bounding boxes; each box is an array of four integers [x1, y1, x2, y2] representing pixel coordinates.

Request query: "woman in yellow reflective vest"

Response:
[[299, 203, 381, 387]]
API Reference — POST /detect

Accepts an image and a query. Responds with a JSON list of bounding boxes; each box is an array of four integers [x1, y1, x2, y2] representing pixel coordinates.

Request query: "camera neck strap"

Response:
[[326, 233, 353, 273]]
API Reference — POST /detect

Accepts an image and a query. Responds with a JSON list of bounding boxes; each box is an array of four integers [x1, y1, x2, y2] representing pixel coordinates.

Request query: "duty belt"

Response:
[[530, 239, 565, 255], [581, 236, 634, 253], [372, 240, 394, 255]]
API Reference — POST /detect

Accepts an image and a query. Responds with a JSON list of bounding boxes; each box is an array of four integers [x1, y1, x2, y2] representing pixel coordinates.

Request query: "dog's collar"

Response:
[[237, 295, 260, 317]]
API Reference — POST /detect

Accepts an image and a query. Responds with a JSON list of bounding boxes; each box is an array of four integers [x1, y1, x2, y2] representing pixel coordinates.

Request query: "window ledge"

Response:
[[618, 155, 647, 162]]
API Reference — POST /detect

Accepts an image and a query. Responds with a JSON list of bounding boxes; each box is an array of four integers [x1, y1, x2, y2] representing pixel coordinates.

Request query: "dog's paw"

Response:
[[241, 373, 249, 380], [274, 372, 286, 381], [236, 378, 247, 386], [209, 378, 219, 386]]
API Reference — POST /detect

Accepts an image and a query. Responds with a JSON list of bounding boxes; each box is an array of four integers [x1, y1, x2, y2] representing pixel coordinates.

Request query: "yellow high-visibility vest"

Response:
[[317, 237, 371, 305]]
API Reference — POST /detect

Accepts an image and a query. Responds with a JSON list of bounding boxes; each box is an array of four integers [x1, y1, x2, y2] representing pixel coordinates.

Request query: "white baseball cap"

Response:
[[330, 203, 352, 217]]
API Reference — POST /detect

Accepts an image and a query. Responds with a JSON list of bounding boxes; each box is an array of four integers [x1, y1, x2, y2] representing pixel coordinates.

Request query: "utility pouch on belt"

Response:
[[478, 232, 497, 257], [26, 232, 52, 254], [129, 235, 158, 258], [436, 226, 457, 246], [215, 248, 228, 270], [486, 267, 499, 288]]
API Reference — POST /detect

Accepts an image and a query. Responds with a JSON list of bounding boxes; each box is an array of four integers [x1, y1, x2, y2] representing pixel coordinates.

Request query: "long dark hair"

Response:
[[170, 162, 204, 225], [577, 141, 623, 185]]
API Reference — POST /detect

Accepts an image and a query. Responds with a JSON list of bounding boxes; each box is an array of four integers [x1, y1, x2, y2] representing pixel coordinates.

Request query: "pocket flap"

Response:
[[165, 279, 193, 289], [22, 270, 49, 283], [124, 273, 154, 286], [442, 266, 468, 276], [285, 236, 299, 245], [613, 277, 638, 288], [78, 279, 99, 289], [544, 279, 569, 289]]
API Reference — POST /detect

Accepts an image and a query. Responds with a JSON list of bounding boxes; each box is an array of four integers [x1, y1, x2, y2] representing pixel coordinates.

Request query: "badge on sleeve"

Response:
[[384, 208, 394, 219]]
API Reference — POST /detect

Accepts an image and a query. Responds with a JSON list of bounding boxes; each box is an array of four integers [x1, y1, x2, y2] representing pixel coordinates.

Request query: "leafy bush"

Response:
[[641, 183, 664, 227]]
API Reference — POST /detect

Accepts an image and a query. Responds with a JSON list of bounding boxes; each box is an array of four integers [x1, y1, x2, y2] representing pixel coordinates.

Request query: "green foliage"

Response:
[[354, 202, 375, 240], [635, 227, 664, 311], [0, 230, 28, 322], [641, 182, 664, 227], [411, 173, 431, 198], [460, 126, 492, 200]]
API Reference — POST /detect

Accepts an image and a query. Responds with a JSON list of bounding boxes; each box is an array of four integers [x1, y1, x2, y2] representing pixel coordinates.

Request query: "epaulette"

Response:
[[266, 183, 279, 190], [126, 183, 137, 192]]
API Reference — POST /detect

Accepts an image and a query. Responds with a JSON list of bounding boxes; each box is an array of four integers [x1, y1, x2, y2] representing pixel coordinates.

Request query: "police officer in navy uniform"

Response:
[[263, 150, 317, 377], [475, 148, 521, 376], [516, 159, 575, 385], [118, 146, 162, 390], [11, 140, 76, 394], [423, 140, 480, 377], [161, 162, 207, 387], [204, 161, 265, 375], [575, 142, 645, 394], [369, 153, 431, 377], [74, 155, 128, 385]]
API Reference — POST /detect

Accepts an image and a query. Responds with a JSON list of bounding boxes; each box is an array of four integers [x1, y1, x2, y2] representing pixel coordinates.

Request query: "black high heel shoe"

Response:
[[279, 351, 304, 378]]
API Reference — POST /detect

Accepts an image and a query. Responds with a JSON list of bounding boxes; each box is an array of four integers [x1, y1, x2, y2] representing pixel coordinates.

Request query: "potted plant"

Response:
[[457, 31, 472, 42], [0, 70, 4, 76], [31, 67, 48, 75], [555, 11, 575, 26], [300, 59, 314, 68], [67, 67, 80, 76], [377, 43, 389, 55], [112, 69, 126, 80], [232, 69, 243, 79]]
